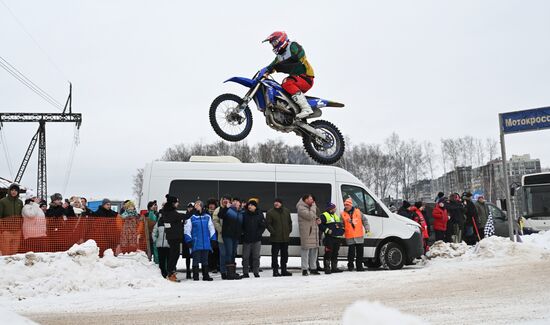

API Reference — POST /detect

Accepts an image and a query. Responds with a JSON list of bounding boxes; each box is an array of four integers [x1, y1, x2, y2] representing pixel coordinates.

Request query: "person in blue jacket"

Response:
[[184, 200, 216, 281]]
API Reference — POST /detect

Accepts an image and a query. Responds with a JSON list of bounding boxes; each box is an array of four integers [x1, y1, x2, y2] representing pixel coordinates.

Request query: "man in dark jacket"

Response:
[[397, 201, 413, 219], [446, 193, 466, 243], [319, 202, 344, 274], [220, 197, 243, 280], [0, 183, 23, 255], [46, 193, 75, 252], [241, 200, 266, 278], [266, 198, 293, 277], [162, 194, 186, 282], [463, 192, 481, 245], [94, 199, 118, 217], [474, 195, 489, 239]]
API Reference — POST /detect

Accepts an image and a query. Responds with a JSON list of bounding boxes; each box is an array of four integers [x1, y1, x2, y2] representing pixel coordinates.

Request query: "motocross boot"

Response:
[[293, 92, 313, 119]]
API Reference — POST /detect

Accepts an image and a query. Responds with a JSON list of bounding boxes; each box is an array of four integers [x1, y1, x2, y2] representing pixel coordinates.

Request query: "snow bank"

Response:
[[522, 231, 550, 250], [425, 241, 468, 259], [0, 240, 167, 300], [0, 307, 38, 324], [426, 233, 550, 263], [343, 301, 427, 325]]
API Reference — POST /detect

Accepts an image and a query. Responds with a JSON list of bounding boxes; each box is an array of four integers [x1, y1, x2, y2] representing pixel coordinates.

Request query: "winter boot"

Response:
[[281, 265, 292, 277], [221, 272, 227, 280], [202, 266, 213, 281], [167, 273, 179, 282], [356, 258, 365, 272], [302, 270, 309, 276], [331, 259, 343, 273], [193, 266, 200, 281], [273, 267, 281, 277], [324, 258, 332, 274], [347, 262, 355, 272], [227, 263, 242, 280], [293, 92, 314, 119]]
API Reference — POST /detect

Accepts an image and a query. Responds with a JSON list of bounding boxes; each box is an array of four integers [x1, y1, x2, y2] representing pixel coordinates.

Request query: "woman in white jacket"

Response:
[[22, 195, 47, 253]]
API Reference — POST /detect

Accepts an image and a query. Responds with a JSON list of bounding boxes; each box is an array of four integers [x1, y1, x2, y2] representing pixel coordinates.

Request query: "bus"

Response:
[[140, 157, 424, 270], [521, 172, 550, 232]]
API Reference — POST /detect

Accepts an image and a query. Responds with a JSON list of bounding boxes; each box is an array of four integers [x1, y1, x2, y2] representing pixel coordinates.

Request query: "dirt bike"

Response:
[[209, 67, 346, 164]]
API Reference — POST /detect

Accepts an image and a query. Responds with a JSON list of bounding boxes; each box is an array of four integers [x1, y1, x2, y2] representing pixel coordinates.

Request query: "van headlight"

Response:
[[407, 224, 421, 233]]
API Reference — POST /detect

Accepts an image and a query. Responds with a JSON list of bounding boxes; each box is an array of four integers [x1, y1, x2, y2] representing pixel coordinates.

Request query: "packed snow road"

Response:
[[2, 234, 550, 325]]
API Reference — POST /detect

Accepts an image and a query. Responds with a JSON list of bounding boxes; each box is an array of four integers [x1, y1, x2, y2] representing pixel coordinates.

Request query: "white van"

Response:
[[140, 159, 424, 270]]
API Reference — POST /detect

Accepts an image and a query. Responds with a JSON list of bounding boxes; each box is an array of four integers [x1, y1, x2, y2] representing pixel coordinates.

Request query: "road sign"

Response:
[[500, 106, 550, 134], [499, 105, 550, 241]]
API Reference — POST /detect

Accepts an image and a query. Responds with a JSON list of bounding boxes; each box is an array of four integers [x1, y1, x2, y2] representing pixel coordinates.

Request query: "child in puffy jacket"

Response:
[[184, 201, 216, 281]]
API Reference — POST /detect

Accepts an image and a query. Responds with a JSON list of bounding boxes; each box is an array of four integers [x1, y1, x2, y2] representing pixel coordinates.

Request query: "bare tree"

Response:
[[133, 168, 144, 204], [486, 137, 498, 161]]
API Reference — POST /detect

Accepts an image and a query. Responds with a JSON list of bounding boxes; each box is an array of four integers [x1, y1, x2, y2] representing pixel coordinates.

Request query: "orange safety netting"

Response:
[[0, 216, 149, 257]]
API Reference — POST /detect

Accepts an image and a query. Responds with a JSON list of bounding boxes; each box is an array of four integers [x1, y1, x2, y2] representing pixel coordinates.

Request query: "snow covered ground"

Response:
[[1, 232, 550, 324]]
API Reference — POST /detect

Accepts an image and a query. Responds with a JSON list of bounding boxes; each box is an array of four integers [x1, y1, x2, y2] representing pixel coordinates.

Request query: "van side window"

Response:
[[219, 181, 275, 212], [276, 183, 332, 213], [341, 185, 387, 217], [169, 180, 218, 206]]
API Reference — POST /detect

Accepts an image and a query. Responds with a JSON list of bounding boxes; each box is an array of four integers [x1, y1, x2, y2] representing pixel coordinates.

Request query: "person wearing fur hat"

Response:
[[184, 200, 216, 281], [241, 199, 266, 278], [341, 198, 370, 272], [319, 202, 344, 274]]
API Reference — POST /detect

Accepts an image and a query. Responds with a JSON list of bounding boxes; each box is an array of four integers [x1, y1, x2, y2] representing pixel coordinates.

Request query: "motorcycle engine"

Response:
[[272, 101, 294, 126]]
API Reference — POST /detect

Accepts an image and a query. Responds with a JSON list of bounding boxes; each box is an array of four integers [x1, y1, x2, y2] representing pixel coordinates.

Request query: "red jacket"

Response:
[[432, 205, 449, 231], [410, 207, 429, 239]]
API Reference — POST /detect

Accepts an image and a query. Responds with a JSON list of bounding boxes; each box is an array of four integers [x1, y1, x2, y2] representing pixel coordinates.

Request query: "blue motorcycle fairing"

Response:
[[224, 76, 257, 88], [224, 77, 266, 110]]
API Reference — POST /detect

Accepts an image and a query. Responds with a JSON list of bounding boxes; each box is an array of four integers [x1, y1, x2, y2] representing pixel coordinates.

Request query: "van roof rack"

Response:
[[189, 156, 242, 163]]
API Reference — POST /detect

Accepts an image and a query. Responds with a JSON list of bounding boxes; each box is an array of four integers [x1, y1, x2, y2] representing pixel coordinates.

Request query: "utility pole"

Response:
[[0, 85, 82, 200]]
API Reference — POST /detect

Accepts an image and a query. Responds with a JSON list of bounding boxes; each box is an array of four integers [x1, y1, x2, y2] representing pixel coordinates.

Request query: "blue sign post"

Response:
[[499, 106, 550, 241], [501, 106, 550, 134]]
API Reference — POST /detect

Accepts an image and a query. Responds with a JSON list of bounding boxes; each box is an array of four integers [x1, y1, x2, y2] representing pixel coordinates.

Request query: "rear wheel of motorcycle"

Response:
[[209, 93, 253, 142], [302, 120, 345, 165]]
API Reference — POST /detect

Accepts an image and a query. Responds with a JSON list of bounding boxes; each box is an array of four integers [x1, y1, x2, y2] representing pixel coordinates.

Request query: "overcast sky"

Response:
[[1, 0, 549, 201]]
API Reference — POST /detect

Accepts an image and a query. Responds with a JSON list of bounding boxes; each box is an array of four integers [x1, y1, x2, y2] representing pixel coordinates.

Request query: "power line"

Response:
[[0, 56, 64, 111], [0, 0, 69, 81]]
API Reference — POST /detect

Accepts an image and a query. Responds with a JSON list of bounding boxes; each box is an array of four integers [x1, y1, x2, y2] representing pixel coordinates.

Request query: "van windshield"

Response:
[[341, 184, 385, 217], [523, 185, 550, 218]]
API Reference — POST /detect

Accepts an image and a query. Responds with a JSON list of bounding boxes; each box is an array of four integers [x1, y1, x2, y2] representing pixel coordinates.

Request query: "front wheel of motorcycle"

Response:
[[302, 120, 345, 165], [209, 93, 253, 142]]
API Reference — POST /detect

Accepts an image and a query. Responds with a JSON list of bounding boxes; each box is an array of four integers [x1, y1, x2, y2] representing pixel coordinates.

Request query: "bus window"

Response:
[[341, 185, 387, 217]]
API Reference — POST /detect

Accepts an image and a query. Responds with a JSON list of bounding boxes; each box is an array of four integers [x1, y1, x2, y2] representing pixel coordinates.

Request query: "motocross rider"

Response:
[[263, 31, 315, 119]]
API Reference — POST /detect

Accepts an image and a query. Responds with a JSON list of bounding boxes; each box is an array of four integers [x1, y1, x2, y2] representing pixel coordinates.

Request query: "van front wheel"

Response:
[[379, 242, 405, 270]]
